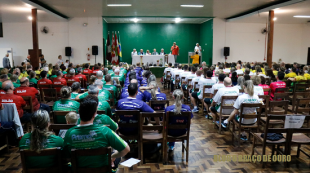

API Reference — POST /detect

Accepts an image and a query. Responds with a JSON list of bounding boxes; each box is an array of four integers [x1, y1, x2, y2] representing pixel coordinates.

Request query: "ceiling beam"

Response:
[[226, 0, 306, 22], [21, 0, 69, 20]]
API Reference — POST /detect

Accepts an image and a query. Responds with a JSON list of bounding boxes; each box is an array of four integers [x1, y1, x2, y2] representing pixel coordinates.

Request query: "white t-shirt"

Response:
[[197, 78, 216, 99], [233, 94, 261, 124], [185, 73, 196, 83], [254, 85, 264, 96], [164, 67, 173, 76], [194, 46, 201, 53], [56, 59, 63, 66], [211, 83, 225, 95], [224, 69, 230, 73], [131, 51, 137, 55], [172, 69, 183, 84], [213, 87, 239, 114], [191, 76, 201, 89], [236, 69, 243, 75], [211, 76, 218, 83], [180, 71, 191, 79], [234, 85, 244, 96]]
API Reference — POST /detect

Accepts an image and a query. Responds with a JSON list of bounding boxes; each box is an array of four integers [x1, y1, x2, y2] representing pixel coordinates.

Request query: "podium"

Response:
[[188, 52, 202, 65]]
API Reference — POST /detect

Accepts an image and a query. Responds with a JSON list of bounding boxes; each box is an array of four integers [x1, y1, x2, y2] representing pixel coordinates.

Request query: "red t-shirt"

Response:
[[171, 45, 179, 55], [66, 76, 80, 86], [270, 81, 286, 101], [76, 74, 87, 82], [53, 78, 67, 91], [38, 78, 53, 85], [83, 69, 93, 74], [0, 94, 26, 118], [14, 86, 40, 111], [0, 90, 6, 95], [258, 84, 270, 96], [92, 70, 99, 75]]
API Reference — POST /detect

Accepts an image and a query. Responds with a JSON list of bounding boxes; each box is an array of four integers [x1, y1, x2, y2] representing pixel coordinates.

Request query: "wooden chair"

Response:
[[258, 95, 270, 117], [260, 101, 288, 129], [263, 88, 271, 96], [71, 148, 111, 173], [181, 77, 186, 85], [0, 133, 9, 153], [274, 87, 289, 101], [185, 79, 193, 103], [214, 89, 218, 96], [49, 124, 76, 135], [149, 100, 169, 112], [214, 96, 238, 134], [174, 74, 180, 90], [230, 103, 263, 147], [200, 85, 212, 113], [20, 148, 63, 173], [40, 88, 57, 107], [53, 111, 71, 124], [295, 98, 310, 115], [21, 96, 34, 113], [82, 73, 90, 83], [66, 80, 76, 87], [114, 110, 141, 160], [78, 77, 86, 88], [165, 112, 191, 164], [163, 71, 171, 89], [107, 90, 115, 107], [139, 112, 165, 163], [251, 115, 290, 168], [52, 84, 64, 96], [193, 82, 199, 92]]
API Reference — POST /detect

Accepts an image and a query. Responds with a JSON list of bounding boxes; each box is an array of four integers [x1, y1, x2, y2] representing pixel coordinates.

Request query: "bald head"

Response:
[[20, 77, 29, 86], [2, 81, 13, 92], [224, 77, 232, 86], [130, 79, 138, 84]]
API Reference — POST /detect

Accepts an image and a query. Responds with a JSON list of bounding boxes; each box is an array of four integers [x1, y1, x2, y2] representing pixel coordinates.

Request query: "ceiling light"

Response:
[[274, 8, 280, 10], [273, 17, 277, 21], [175, 18, 181, 23], [28, 16, 32, 20], [25, 4, 32, 7], [107, 4, 132, 7], [181, 5, 204, 7], [294, 15, 310, 18], [131, 18, 140, 23]]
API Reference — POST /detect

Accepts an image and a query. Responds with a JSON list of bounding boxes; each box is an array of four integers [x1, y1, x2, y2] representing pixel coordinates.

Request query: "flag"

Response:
[[111, 32, 116, 64], [112, 32, 119, 65], [118, 32, 122, 62], [106, 32, 112, 63]]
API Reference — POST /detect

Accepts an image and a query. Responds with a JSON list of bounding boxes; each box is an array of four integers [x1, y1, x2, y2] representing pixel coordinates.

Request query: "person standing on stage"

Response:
[[138, 49, 144, 55], [23, 55, 31, 64], [131, 49, 137, 55], [171, 42, 179, 62], [2, 53, 11, 70], [159, 49, 166, 55], [195, 43, 202, 54], [152, 49, 159, 55]]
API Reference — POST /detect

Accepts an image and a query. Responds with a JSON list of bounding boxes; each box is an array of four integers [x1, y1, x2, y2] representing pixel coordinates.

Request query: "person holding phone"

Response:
[[171, 42, 179, 62]]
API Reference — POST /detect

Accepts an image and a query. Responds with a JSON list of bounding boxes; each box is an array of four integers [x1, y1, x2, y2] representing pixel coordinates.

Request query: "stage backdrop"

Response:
[[103, 20, 213, 65]]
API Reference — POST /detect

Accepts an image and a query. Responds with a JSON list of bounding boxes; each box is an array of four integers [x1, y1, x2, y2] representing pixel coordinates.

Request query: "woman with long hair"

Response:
[[258, 76, 270, 96], [251, 75, 264, 95], [19, 110, 63, 167], [165, 89, 193, 151], [222, 80, 261, 141], [71, 82, 81, 100], [52, 86, 80, 123], [140, 81, 167, 110], [231, 72, 238, 86]]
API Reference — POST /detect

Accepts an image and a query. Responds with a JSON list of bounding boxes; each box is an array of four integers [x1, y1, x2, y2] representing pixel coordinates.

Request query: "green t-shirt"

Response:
[[70, 92, 79, 100], [52, 99, 80, 123], [29, 78, 38, 84], [63, 124, 127, 168], [77, 114, 117, 131], [79, 89, 111, 101], [112, 75, 124, 83], [62, 71, 67, 75], [13, 82, 21, 88], [19, 133, 64, 168], [102, 84, 118, 100], [98, 100, 112, 117], [50, 75, 57, 80]]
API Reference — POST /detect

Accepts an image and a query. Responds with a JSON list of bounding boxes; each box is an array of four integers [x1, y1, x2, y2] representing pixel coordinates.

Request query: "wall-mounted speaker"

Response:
[[65, 47, 71, 56], [224, 47, 230, 56], [92, 45, 98, 55]]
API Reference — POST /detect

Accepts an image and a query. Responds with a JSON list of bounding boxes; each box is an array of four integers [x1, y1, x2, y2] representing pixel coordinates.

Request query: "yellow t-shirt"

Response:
[[35, 70, 41, 74], [304, 73, 310, 80], [48, 69, 52, 75], [285, 72, 297, 78], [273, 70, 278, 76], [261, 68, 265, 73], [241, 68, 245, 72], [190, 54, 199, 64], [295, 75, 307, 81]]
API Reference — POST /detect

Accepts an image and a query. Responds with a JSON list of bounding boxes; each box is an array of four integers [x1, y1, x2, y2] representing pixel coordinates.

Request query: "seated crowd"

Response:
[[0, 59, 307, 171]]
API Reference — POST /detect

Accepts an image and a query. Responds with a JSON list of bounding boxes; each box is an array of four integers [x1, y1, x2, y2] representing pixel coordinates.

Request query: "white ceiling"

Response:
[[104, 17, 211, 24], [0, 0, 309, 24]]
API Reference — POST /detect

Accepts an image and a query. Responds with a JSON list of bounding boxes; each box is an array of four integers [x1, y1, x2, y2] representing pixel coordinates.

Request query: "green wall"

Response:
[[104, 20, 213, 64], [200, 19, 213, 66]]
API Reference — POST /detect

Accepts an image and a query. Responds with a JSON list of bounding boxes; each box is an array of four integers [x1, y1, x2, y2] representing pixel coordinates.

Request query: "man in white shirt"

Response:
[[164, 63, 173, 79], [184, 66, 197, 86], [190, 70, 202, 92], [170, 64, 183, 92], [131, 49, 137, 55], [223, 63, 230, 73], [152, 49, 158, 55], [23, 55, 31, 64], [191, 69, 216, 113], [180, 65, 191, 83], [159, 49, 165, 55], [56, 55, 63, 66], [194, 43, 201, 54], [211, 74, 226, 96], [236, 64, 243, 75], [209, 77, 239, 119]]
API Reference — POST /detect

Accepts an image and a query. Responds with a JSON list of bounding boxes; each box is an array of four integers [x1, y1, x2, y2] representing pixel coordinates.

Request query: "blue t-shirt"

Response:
[[121, 88, 144, 101], [117, 97, 154, 135], [141, 77, 148, 85], [145, 92, 167, 110], [165, 104, 193, 136]]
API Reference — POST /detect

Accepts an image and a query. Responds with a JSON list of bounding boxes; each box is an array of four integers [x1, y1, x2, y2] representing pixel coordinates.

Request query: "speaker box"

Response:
[[92, 45, 98, 55], [224, 47, 230, 56], [65, 47, 71, 56]]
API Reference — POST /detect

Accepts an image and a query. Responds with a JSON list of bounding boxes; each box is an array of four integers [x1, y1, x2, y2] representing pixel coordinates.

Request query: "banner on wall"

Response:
[[106, 32, 112, 63]]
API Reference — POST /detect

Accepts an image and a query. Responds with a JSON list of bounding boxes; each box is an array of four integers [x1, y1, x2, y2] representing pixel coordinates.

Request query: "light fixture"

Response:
[[175, 18, 181, 23], [28, 16, 32, 20], [180, 5, 204, 7], [25, 4, 32, 7], [274, 8, 280, 10], [107, 4, 132, 7], [273, 17, 277, 21], [131, 18, 140, 23], [294, 15, 310, 18]]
